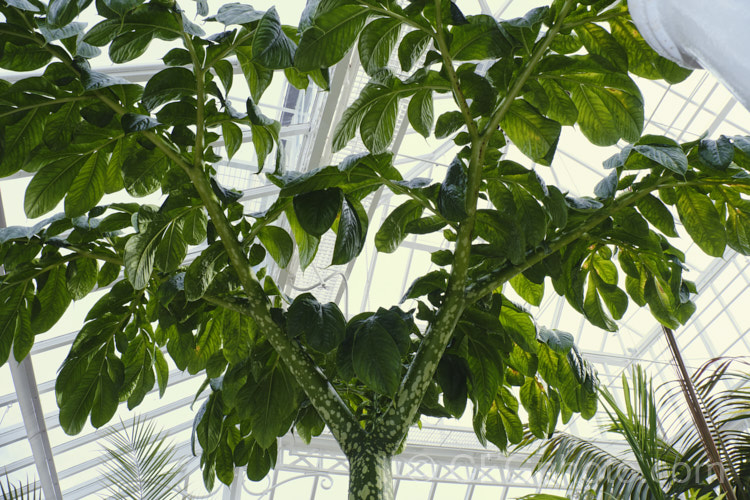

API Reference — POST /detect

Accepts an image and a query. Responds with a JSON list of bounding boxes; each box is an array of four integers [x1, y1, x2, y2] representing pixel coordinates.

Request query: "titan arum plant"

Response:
[[1, 0, 749, 497]]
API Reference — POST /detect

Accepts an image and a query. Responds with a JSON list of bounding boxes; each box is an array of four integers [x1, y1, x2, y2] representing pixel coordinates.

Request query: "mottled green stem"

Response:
[[176, 32, 363, 452], [347, 447, 394, 500], [377, 0, 581, 449]]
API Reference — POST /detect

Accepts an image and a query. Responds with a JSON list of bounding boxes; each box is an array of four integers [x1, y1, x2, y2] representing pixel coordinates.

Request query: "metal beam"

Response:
[[0, 185, 62, 499], [8, 356, 63, 499]]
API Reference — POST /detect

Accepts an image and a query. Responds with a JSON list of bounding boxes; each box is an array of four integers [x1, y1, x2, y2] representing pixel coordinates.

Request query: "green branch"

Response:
[[462, 176, 738, 304], [481, 0, 576, 153], [432, 0, 478, 142], [178, 28, 362, 449], [354, 0, 434, 34], [561, 8, 629, 30]]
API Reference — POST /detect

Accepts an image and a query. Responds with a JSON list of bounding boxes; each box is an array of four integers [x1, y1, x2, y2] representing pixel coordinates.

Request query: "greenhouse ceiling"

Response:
[[1, 0, 750, 498]]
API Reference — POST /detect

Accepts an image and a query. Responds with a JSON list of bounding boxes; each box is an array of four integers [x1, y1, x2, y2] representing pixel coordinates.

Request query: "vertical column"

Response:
[[1, 188, 62, 499]]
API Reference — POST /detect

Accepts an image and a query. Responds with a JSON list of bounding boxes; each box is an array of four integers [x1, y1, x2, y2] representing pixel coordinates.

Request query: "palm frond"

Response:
[[98, 415, 192, 500], [665, 358, 750, 500], [529, 430, 657, 500], [0, 475, 41, 500]]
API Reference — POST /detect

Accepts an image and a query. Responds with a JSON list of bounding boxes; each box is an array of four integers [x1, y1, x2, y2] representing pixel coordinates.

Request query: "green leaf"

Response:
[[636, 194, 677, 237], [155, 219, 187, 272], [570, 75, 643, 146], [435, 111, 464, 139], [5, 0, 40, 11], [236, 47, 274, 101], [332, 196, 364, 265], [500, 305, 538, 354], [223, 312, 256, 365], [24, 156, 85, 218], [103, 0, 144, 16], [215, 440, 234, 486], [2, 108, 46, 176], [593, 169, 619, 201], [182, 208, 208, 245], [197, 393, 223, 453], [222, 122, 242, 161], [699, 136, 734, 170], [121, 113, 160, 133], [331, 75, 420, 152], [375, 199, 424, 253], [398, 29, 430, 72], [12, 292, 32, 364], [467, 336, 503, 414], [185, 241, 227, 301], [575, 23, 627, 72], [154, 348, 169, 397], [124, 220, 164, 290], [252, 7, 296, 70], [485, 406, 508, 451], [631, 140, 688, 175], [0, 288, 25, 366], [65, 151, 108, 218], [401, 270, 448, 303], [675, 186, 727, 257], [407, 89, 434, 138], [60, 350, 105, 435], [250, 123, 277, 172], [91, 366, 118, 428], [238, 364, 298, 449], [286, 207, 319, 270], [209, 3, 262, 24], [609, 18, 691, 84], [360, 86, 400, 154], [245, 439, 275, 481], [288, 293, 346, 352], [437, 158, 468, 222], [500, 99, 561, 165], [538, 79, 578, 126], [352, 318, 401, 396], [727, 207, 750, 255], [295, 5, 369, 71], [47, 0, 80, 28], [257, 226, 294, 268], [501, 6, 547, 55], [31, 265, 71, 335], [595, 277, 629, 321], [142, 67, 196, 111], [66, 259, 98, 301], [292, 188, 342, 236], [583, 275, 617, 331], [44, 102, 79, 151], [110, 29, 155, 63], [509, 273, 544, 306], [358, 17, 401, 76], [520, 378, 547, 439], [496, 388, 524, 444], [450, 14, 512, 60], [122, 148, 168, 197], [0, 42, 52, 71]]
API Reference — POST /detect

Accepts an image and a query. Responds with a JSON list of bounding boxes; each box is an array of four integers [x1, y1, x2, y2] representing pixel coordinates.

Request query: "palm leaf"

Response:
[[665, 358, 750, 499], [98, 415, 192, 500], [0, 475, 41, 500], [529, 430, 656, 499]]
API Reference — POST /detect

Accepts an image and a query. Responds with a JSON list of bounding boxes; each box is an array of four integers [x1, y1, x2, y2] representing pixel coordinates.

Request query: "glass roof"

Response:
[[1, 0, 750, 498]]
